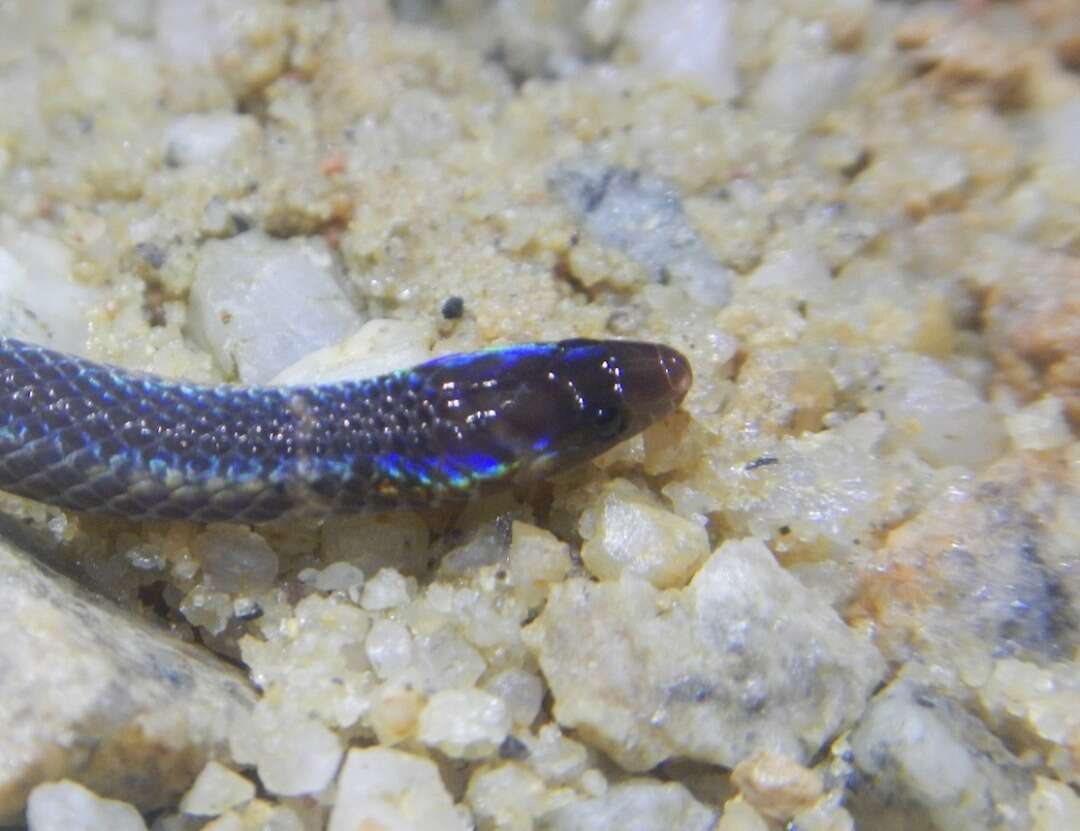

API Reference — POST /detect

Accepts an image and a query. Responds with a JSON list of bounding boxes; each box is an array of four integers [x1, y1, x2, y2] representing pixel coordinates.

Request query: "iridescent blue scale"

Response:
[[0, 336, 690, 523]]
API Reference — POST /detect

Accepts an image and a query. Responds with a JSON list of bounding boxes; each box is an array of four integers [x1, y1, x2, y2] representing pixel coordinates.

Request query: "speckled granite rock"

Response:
[[861, 450, 1079, 686], [0, 531, 255, 824], [549, 158, 734, 308], [523, 538, 885, 771], [855, 449, 1080, 788]]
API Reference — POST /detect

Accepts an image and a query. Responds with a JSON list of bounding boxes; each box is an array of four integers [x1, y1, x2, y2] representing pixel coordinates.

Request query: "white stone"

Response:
[[366, 618, 415, 680], [507, 521, 573, 608], [751, 54, 859, 132], [979, 658, 1080, 774], [0, 538, 254, 825], [180, 761, 255, 817], [868, 353, 1006, 468], [0, 230, 106, 352], [163, 113, 259, 166], [579, 479, 710, 588], [255, 719, 343, 797], [1005, 396, 1072, 451], [369, 682, 424, 746], [753, 56, 860, 133], [198, 801, 306, 831], [239, 593, 372, 730], [580, 769, 608, 798], [155, 0, 287, 98], [466, 763, 550, 831], [521, 724, 590, 785], [717, 797, 770, 831], [327, 748, 469, 831], [544, 780, 716, 831], [483, 667, 545, 727], [439, 521, 514, 575], [716, 411, 923, 548], [746, 246, 833, 303], [272, 318, 435, 385], [312, 562, 365, 595], [188, 230, 360, 382], [525, 539, 885, 771], [418, 688, 511, 760], [1030, 776, 1080, 831], [550, 160, 732, 308], [361, 568, 413, 611], [625, 0, 737, 101], [731, 751, 823, 821], [850, 679, 1034, 829], [26, 781, 147, 831], [582, 0, 630, 47], [193, 526, 279, 594], [866, 454, 1079, 709], [409, 629, 487, 693]]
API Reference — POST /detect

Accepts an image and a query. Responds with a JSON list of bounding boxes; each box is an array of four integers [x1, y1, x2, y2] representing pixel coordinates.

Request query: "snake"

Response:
[[0, 336, 692, 523]]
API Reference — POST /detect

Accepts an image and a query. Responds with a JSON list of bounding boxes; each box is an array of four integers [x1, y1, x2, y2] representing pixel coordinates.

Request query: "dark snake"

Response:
[[0, 337, 691, 523]]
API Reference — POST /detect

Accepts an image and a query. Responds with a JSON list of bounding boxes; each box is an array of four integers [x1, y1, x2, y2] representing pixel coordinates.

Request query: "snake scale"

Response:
[[0, 337, 691, 523]]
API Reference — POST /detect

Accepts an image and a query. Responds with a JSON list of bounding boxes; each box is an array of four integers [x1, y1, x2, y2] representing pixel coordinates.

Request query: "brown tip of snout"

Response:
[[604, 340, 693, 425], [657, 344, 693, 404]]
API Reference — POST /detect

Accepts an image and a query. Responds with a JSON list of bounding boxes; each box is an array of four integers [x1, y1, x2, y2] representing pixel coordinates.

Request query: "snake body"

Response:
[[0, 337, 691, 523]]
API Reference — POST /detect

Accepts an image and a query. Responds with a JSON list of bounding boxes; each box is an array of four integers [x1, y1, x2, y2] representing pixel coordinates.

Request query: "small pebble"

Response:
[[361, 568, 412, 610], [194, 526, 278, 594], [418, 688, 511, 760], [256, 719, 343, 797], [312, 562, 365, 594], [731, 751, 823, 822], [26, 781, 146, 831], [1005, 396, 1071, 451], [328, 748, 469, 831], [578, 480, 709, 588], [180, 761, 255, 817], [441, 295, 465, 319], [483, 667, 544, 727], [369, 684, 425, 746], [366, 618, 414, 679]]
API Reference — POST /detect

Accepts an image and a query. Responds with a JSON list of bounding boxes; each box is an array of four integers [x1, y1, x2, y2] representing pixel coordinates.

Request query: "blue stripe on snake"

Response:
[[0, 337, 691, 523]]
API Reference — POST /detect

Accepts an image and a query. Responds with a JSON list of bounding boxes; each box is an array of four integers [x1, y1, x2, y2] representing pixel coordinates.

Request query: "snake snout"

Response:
[[608, 341, 693, 426]]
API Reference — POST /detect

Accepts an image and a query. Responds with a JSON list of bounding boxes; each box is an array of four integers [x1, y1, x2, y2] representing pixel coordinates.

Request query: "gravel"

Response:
[[1, 0, 1076, 827]]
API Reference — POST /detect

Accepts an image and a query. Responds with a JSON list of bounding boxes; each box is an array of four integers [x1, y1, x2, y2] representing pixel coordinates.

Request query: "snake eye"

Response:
[[592, 405, 624, 439]]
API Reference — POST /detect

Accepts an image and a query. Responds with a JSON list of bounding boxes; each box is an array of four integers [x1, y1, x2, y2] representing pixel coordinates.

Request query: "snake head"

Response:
[[419, 338, 692, 489]]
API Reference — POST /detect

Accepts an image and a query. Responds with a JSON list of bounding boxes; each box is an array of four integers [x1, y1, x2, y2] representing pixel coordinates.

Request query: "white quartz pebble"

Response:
[[189, 230, 360, 383], [328, 748, 469, 831], [27, 781, 147, 831], [418, 688, 511, 760], [256, 719, 343, 797], [180, 761, 255, 817]]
